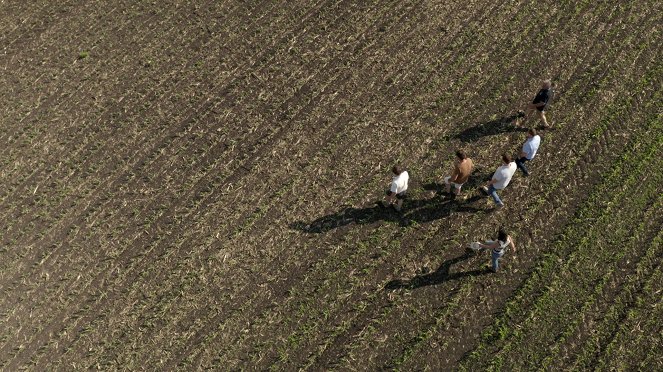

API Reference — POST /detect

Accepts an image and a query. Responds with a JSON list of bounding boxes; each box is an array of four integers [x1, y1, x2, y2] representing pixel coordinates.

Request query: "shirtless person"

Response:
[[443, 150, 474, 198]]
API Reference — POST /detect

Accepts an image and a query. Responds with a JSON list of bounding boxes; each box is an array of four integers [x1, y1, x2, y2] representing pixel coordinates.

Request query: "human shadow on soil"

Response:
[[290, 195, 485, 234], [454, 114, 527, 142], [384, 251, 490, 290]]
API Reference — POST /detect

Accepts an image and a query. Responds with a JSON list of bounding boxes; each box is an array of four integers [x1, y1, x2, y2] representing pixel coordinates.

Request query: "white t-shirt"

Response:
[[492, 162, 516, 190], [390, 171, 409, 194], [522, 135, 541, 160]]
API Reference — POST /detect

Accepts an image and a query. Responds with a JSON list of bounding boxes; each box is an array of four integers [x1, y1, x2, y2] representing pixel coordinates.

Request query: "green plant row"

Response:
[[459, 104, 662, 369], [0, 0, 358, 366], [464, 61, 661, 360], [358, 22, 660, 370], [594, 255, 663, 370], [37, 1, 440, 370], [245, 0, 588, 366], [568, 227, 663, 370], [408, 115, 660, 370]]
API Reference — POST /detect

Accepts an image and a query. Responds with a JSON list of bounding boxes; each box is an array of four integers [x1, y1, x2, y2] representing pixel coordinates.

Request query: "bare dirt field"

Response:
[[0, 0, 661, 370]]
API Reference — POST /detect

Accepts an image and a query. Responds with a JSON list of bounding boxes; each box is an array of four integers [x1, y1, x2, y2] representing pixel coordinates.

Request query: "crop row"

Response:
[[231, 5, 660, 370], [0, 0, 358, 366], [331, 11, 661, 371], [193, 0, 579, 367], [0, 0, 454, 370], [594, 250, 662, 371], [459, 98, 662, 370]]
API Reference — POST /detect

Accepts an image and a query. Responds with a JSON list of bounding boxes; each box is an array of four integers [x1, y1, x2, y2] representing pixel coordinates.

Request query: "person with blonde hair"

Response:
[[516, 79, 553, 128]]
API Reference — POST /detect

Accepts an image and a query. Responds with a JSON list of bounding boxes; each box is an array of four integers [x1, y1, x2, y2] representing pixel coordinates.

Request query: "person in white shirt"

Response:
[[482, 154, 516, 208], [383, 165, 409, 211], [516, 128, 541, 176]]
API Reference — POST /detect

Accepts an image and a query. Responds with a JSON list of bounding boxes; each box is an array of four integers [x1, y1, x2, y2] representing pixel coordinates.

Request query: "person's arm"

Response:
[[450, 164, 460, 183], [486, 178, 497, 186], [509, 236, 517, 253], [479, 241, 499, 250]]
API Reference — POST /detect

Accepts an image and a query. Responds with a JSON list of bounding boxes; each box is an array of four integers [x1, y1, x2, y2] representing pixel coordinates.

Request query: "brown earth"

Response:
[[0, 0, 660, 370]]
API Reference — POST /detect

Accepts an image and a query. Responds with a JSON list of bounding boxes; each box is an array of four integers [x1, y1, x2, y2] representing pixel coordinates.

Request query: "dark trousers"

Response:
[[516, 157, 530, 176]]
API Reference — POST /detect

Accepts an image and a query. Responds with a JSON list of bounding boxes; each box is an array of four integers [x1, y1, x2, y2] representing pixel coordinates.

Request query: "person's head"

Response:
[[392, 165, 403, 175], [501, 154, 512, 164], [455, 150, 467, 161], [542, 79, 552, 89], [527, 128, 537, 137], [497, 228, 508, 242]]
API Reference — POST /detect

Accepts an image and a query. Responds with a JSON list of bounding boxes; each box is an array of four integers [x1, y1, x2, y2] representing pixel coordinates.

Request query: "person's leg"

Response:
[[487, 185, 504, 206], [394, 192, 406, 211], [515, 157, 530, 176], [453, 183, 462, 196], [383, 190, 394, 207], [444, 176, 451, 194], [538, 110, 550, 127], [491, 251, 504, 272]]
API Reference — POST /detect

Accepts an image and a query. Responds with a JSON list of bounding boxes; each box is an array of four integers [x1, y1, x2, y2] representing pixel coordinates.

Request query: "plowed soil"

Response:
[[0, 0, 660, 370]]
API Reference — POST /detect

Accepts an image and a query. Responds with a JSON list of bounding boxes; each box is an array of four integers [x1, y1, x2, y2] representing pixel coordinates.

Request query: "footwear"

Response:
[[495, 203, 504, 209], [393, 203, 402, 212]]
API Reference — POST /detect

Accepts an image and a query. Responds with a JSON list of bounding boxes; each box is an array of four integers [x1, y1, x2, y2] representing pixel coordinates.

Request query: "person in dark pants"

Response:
[[515, 128, 541, 176], [516, 79, 553, 128]]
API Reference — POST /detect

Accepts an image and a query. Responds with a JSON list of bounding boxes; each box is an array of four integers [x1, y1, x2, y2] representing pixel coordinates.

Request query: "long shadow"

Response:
[[384, 251, 491, 290], [454, 114, 527, 142], [290, 195, 484, 234]]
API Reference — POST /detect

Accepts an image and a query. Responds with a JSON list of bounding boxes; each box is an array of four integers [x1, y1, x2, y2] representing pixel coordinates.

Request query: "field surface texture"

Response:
[[0, 0, 661, 370]]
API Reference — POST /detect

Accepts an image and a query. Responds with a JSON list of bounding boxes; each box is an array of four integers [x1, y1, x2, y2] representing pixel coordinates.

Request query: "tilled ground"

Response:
[[0, 0, 661, 370]]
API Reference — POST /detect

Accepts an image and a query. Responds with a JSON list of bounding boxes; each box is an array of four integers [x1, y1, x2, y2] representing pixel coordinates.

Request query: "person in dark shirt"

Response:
[[516, 79, 552, 128]]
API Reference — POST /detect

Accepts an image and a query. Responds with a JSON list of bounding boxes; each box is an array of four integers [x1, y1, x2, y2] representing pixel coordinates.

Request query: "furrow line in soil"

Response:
[[0, 0, 283, 213], [1, 0, 342, 362], [338, 48, 663, 370], [0, 0, 262, 211], [594, 255, 663, 371], [0, 0, 168, 148], [0, 0, 434, 366], [0, 0, 330, 278], [308, 2, 656, 370], [457, 103, 662, 370], [46, 0, 490, 370], [564, 227, 663, 371]]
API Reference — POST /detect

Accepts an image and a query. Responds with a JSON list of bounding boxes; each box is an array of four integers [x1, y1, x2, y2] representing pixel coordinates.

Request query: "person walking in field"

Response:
[[515, 128, 541, 176], [482, 154, 516, 208], [516, 79, 553, 128], [443, 150, 474, 198], [383, 165, 409, 211], [471, 228, 517, 272]]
